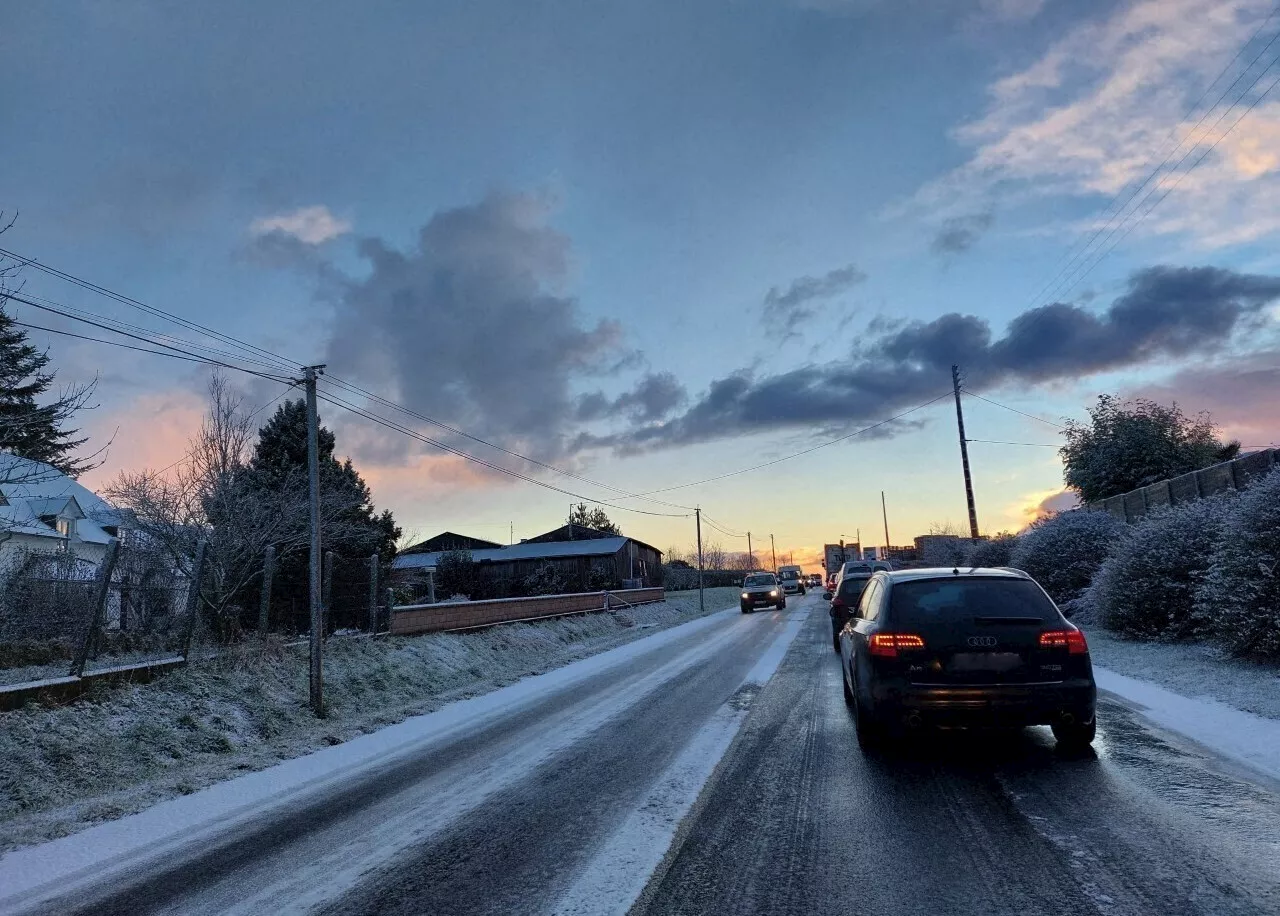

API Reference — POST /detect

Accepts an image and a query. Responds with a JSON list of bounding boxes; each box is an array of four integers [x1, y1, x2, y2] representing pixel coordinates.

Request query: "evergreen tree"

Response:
[[239, 400, 399, 630], [569, 502, 621, 535], [0, 306, 96, 476]]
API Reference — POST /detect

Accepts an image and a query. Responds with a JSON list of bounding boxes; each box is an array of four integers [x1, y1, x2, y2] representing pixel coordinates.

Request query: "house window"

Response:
[[56, 518, 72, 538]]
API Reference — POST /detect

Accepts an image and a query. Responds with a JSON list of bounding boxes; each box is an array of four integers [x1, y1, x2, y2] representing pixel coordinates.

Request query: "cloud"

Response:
[[586, 264, 1280, 454], [1017, 488, 1081, 526], [323, 192, 630, 464], [917, 0, 1280, 248], [577, 372, 688, 424], [978, 0, 1047, 21], [250, 205, 351, 244], [1129, 352, 1280, 448], [762, 263, 866, 328], [931, 212, 994, 254]]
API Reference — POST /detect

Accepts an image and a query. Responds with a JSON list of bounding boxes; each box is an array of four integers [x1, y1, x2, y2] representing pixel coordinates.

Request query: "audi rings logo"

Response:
[[967, 636, 998, 648]]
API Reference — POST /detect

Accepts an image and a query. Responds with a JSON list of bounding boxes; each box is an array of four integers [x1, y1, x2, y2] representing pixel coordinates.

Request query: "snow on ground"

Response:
[[1087, 631, 1280, 721], [1095, 668, 1280, 784], [0, 587, 739, 852]]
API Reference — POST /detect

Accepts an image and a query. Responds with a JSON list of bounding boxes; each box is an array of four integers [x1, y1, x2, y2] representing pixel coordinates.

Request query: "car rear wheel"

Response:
[[852, 684, 885, 749], [1052, 717, 1097, 748]]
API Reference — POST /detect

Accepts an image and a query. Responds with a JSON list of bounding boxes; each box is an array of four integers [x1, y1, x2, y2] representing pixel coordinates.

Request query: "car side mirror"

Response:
[[822, 591, 832, 600]]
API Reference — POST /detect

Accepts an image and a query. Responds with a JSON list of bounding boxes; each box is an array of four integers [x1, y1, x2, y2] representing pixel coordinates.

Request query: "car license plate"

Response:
[[951, 652, 1022, 673]]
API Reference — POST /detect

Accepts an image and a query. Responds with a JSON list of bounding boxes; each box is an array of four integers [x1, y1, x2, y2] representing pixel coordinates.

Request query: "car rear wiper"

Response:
[[972, 616, 1043, 625]]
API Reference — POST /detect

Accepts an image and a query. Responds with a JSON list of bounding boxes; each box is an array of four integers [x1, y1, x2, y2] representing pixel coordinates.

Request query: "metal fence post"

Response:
[[70, 538, 119, 677], [323, 549, 335, 636], [259, 544, 276, 635], [180, 540, 208, 659], [368, 554, 379, 633]]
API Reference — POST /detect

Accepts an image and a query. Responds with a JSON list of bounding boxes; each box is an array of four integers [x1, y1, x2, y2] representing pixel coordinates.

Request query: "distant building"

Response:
[[392, 524, 663, 595], [399, 531, 503, 554], [865, 545, 918, 563]]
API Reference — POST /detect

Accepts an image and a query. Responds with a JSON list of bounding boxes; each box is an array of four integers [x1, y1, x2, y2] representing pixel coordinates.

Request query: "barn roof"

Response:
[[392, 536, 638, 571]]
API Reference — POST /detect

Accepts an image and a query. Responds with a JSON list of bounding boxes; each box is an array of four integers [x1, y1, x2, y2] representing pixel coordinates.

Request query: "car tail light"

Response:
[[869, 633, 926, 658], [1039, 629, 1088, 654]]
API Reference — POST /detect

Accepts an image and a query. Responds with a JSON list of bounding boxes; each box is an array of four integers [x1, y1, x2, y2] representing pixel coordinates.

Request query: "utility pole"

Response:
[[952, 364, 980, 540], [747, 531, 753, 570], [770, 534, 777, 572], [695, 508, 705, 613], [881, 490, 891, 557], [304, 365, 326, 716], [510, 521, 513, 545], [856, 528, 861, 560], [568, 504, 574, 539]]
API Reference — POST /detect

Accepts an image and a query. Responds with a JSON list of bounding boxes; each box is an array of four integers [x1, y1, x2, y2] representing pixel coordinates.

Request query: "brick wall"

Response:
[[390, 587, 666, 636]]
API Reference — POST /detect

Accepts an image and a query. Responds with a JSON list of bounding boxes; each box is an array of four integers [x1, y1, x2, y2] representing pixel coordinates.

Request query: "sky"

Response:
[[4, 0, 1280, 570]]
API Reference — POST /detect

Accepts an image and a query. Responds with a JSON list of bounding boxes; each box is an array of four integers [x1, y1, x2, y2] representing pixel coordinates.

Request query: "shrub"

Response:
[[1196, 469, 1280, 658], [1009, 509, 1123, 605], [969, 533, 1017, 568], [1088, 497, 1231, 641], [435, 550, 481, 599], [522, 562, 568, 596]]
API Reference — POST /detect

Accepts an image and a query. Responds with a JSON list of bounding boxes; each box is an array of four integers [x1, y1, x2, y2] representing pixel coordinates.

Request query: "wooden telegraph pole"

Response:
[[952, 364, 980, 540], [304, 365, 326, 716]]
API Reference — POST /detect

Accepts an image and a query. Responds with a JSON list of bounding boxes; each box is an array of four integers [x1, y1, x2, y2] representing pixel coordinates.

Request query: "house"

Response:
[[392, 524, 663, 596], [399, 531, 503, 554], [0, 454, 126, 568]]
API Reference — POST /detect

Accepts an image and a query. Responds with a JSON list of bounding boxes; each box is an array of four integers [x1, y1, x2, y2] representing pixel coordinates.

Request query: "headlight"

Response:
[[742, 592, 749, 599], [770, 590, 778, 596]]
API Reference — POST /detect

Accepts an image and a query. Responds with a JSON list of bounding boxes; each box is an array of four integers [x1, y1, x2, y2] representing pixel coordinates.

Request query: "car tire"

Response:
[[1052, 717, 1097, 748], [740, 604, 751, 614], [832, 630, 841, 654], [853, 686, 885, 750], [799, 587, 806, 596], [842, 669, 856, 708], [777, 600, 786, 610]]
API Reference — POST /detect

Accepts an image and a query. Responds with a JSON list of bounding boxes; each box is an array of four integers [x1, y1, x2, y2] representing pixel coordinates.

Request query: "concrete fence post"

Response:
[[427, 568, 436, 605], [368, 554, 379, 633], [70, 538, 120, 677], [258, 544, 276, 634], [180, 540, 208, 659], [384, 586, 395, 635], [322, 549, 335, 636]]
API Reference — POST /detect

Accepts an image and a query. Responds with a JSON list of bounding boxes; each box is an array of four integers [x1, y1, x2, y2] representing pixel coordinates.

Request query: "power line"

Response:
[[962, 390, 1067, 430], [315, 386, 690, 518], [965, 438, 1058, 447], [0, 246, 299, 373], [3, 291, 294, 383], [632, 391, 955, 496], [10, 318, 233, 364], [1034, 39, 1280, 305], [1021, 6, 1280, 313]]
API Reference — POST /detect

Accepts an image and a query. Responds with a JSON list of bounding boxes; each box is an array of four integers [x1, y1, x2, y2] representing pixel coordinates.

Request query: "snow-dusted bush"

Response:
[[1089, 497, 1231, 641], [1196, 469, 1280, 658], [521, 562, 568, 596], [969, 533, 1017, 568], [1009, 509, 1123, 605]]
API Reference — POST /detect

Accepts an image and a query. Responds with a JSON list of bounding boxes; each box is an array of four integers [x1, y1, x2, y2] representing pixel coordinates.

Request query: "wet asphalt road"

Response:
[[9, 597, 1280, 916], [632, 602, 1280, 916]]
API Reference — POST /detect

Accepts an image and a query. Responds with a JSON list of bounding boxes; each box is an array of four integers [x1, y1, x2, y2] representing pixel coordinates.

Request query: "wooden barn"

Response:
[[391, 525, 663, 596]]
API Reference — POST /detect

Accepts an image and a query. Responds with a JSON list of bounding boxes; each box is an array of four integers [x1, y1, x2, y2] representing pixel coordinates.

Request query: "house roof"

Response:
[[393, 536, 633, 571], [0, 454, 122, 544], [400, 531, 504, 554]]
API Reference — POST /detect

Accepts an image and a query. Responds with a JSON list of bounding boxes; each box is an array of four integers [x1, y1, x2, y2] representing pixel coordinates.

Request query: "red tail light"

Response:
[[831, 597, 846, 611], [869, 633, 926, 658], [1039, 629, 1088, 654]]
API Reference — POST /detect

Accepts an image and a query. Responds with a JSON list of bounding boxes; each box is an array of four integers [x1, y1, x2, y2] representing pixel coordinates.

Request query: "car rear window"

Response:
[[887, 578, 1058, 627], [837, 576, 871, 602]]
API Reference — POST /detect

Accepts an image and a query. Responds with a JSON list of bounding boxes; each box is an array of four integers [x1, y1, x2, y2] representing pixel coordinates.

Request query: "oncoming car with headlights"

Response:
[[740, 573, 785, 613]]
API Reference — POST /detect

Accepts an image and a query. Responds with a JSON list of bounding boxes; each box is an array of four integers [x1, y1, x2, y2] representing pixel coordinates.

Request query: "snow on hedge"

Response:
[[1197, 470, 1280, 659], [1009, 509, 1123, 606], [1088, 497, 1232, 641], [969, 533, 1016, 568]]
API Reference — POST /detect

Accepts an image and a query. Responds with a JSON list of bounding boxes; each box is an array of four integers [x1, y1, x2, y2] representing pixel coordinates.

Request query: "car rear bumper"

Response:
[[870, 679, 1096, 727]]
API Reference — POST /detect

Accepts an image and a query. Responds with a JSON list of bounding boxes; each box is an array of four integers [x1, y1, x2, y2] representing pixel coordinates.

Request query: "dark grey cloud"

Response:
[[763, 263, 866, 328], [931, 212, 994, 255], [587, 265, 1280, 454], [576, 372, 688, 424], [324, 192, 628, 462]]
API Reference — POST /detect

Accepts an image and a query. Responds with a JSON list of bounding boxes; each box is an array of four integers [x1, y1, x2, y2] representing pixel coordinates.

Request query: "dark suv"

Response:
[[838, 568, 1096, 749], [824, 572, 873, 653]]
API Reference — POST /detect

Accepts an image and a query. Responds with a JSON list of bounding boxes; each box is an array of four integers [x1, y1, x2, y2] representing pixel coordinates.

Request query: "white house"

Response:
[[0, 453, 126, 568]]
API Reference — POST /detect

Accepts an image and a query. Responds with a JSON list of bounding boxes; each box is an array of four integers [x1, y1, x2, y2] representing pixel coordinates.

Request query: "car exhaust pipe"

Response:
[[905, 713, 923, 729]]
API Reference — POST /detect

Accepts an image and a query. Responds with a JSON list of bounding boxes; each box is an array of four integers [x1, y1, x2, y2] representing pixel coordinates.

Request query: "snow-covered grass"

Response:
[[0, 587, 738, 852], [1088, 630, 1280, 721]]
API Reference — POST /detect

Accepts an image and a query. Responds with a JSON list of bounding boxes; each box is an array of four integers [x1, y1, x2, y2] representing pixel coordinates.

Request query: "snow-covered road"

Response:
[[0, 596, 809, 916]]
